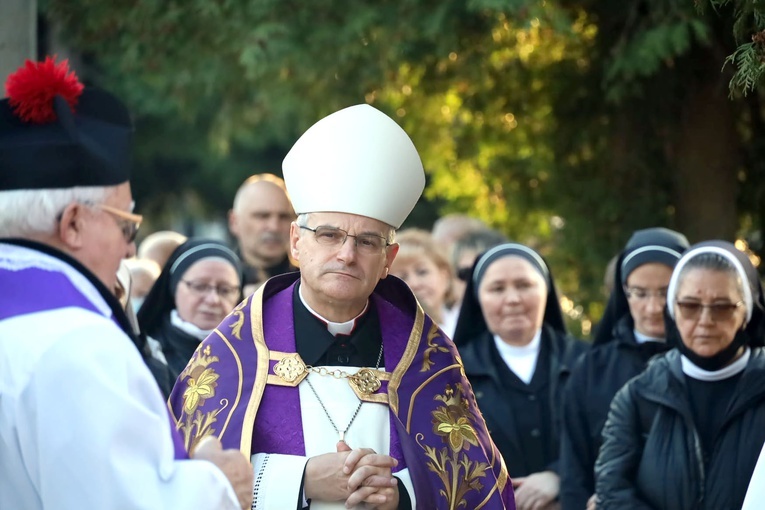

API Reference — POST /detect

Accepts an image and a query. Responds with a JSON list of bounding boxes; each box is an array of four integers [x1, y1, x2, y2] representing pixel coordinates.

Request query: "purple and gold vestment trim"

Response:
[[168, 272, 514, 509]]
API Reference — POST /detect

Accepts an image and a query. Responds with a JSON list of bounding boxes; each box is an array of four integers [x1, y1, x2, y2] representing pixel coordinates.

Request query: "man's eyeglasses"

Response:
[[299, 225, 390, 254], [181, 280, 240, 301], [96, 204, 143, 243], [675, 301, 744, 321], [624, 287, 668, 301]]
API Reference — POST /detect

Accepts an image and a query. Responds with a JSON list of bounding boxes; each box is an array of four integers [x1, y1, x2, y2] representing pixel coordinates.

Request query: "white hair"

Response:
[[0, 186, 116, 237]]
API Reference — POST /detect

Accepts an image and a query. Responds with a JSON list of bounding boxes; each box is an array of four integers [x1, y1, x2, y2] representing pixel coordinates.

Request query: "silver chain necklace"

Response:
[[304, 343, 384, 442]]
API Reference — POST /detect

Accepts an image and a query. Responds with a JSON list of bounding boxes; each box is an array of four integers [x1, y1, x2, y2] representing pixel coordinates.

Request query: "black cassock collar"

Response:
[[293, 284, 383, 368]]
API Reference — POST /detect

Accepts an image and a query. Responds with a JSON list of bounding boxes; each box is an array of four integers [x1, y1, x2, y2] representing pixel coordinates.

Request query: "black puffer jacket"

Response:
[[559, 316, 670, 510], [594, 348, 765, 510], [460, 325, 587, 477]]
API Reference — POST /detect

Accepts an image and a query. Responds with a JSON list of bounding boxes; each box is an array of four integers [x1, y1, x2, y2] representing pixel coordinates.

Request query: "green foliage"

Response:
[[701, 0, 765, 95], [603, 3, 712, 102], [40, 0, 764, 336], [724, 42, 765, 95]]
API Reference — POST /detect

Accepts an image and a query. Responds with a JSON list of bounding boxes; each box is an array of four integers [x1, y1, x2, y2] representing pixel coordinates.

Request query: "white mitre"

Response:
[[282, 104, 425, 229]]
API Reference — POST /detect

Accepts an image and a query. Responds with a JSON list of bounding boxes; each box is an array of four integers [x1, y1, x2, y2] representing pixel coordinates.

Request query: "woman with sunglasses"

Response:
[[594, 241, 765, 510], [137, 239, 242, 385], [453, 243, 587, 510]]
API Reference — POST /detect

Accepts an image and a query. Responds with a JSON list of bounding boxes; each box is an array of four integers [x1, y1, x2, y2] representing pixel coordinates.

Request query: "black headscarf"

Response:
[[664, 240, 765, 370], [452, 243, 567, 347], [593, 227, 689, 346], [137, 238, 241, 337]]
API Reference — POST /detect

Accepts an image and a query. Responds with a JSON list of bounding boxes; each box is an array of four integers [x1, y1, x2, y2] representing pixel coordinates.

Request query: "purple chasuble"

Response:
[[169, 272, 515, 509]]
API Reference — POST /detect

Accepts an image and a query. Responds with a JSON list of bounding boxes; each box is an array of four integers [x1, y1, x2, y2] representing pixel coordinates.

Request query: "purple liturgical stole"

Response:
[[169, 272, 515, 509], [0, 242, 188, 460]]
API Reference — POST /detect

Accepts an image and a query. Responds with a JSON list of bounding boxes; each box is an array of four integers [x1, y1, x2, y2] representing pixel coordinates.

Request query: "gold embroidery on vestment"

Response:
[[175, 345, 229, 453], [388, 302, 425, 415], [272, 352, 308, 385], [229, 299, 248, 340], [421, 323, 449, 372], [240, 284, 270, 459], [415, 383, 490, 508], [406, 363, 461, 432]]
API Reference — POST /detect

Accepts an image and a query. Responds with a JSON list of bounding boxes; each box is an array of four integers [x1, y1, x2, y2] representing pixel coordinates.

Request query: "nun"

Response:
[[453, 242, 587, 510], [138, 239, 242, 382], [594, 241, 765, 510], [559, 227, 689, 510]]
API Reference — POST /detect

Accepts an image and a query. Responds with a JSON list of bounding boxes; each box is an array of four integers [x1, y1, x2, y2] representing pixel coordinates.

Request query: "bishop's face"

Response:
[[290, 212, 398, 322]]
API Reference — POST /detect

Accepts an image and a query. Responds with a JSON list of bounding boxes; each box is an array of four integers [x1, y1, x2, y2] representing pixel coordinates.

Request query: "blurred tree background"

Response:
[[32, 0, 765, 335]]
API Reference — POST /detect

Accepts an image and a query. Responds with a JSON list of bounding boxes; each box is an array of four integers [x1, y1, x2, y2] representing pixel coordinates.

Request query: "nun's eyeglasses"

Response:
[[182, 280, 240, 301], [624, 287, 667, 301], [675, 301, 744, 321]]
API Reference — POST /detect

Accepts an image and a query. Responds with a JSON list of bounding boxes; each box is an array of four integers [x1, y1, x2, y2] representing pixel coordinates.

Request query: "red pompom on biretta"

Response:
[[5, 56, 84, 124]]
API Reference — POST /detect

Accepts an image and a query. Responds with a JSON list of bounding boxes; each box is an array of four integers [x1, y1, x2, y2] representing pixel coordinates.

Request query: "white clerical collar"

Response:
[[493, 329, 542, 356], [492, 329, 542, 384], [681, 348, 750, 381], [634, 330, 665, 344], [298, 285, 368, 337], [170, 309, 214, 340]]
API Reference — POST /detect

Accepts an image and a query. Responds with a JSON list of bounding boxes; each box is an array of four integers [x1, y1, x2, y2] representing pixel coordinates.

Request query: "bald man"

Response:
[[228, 174, 297, 294], [137, 230, 187, 269]]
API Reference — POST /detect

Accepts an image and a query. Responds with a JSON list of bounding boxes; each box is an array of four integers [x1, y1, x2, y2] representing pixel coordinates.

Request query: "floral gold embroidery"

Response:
[[418, 383, 488, 508], [183, 368, 219, 414], [177, 345, 227, 452], [434, 413, 480, 451], [421, 323, 449, 372], [432, 384, 479, 451], [229, 300, 247, 340]]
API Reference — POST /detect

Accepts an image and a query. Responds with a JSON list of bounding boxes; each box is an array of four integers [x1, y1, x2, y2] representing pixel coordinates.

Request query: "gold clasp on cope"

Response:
[[273, 354, 308, 384], [349, 368, 382, 395]]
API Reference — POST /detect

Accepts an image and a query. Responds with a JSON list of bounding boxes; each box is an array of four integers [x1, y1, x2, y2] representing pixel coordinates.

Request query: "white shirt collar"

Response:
[[633, 330, 665, 344], [492, 329, 542, 384], [298, 284, 368, 337], [681, 348, 750, 381], [170, 309, 213, 340]]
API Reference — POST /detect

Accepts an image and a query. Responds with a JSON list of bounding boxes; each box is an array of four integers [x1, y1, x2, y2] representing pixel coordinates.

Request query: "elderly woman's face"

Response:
[[478, 256, 547, 346], [174, 259, 241, 330], [675, 268, 747, 357]]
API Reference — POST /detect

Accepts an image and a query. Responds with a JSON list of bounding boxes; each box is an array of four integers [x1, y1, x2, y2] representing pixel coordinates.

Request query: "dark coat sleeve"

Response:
[[594, 382, 657, 510], [559, 360, 596, 510]]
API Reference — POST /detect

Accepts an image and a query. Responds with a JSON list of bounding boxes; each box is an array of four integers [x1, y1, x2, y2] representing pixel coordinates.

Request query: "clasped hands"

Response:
[[304, 440, 400, 509]]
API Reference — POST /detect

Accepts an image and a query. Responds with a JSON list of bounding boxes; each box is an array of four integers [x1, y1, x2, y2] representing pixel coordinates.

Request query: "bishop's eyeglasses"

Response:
[[299, 225, 390, 254]]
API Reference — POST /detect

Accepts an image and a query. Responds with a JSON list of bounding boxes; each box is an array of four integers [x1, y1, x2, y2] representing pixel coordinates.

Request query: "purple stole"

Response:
[[169, 272, 515, 509], [0, 243, 188, 460]]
